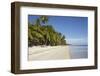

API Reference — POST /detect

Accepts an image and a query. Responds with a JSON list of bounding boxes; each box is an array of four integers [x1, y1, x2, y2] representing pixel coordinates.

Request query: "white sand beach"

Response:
[[28, 46, 70, 61]]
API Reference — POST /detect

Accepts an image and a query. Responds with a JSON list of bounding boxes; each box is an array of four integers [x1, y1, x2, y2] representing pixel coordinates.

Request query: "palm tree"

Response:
[[40, 16, 48, 25], [28, 25, 44, 46], [28, 15, 67, 47], [35, 19, 40, 26], [61, 35, 66, 45]]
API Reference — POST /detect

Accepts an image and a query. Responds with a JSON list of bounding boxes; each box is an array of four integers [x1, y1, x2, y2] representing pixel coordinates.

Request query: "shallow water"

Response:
[[69, 45, 88, 59]]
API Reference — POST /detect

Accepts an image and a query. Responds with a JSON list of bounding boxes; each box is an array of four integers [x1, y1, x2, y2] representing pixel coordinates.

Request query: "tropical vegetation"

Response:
[[28, 16, 67, 47]]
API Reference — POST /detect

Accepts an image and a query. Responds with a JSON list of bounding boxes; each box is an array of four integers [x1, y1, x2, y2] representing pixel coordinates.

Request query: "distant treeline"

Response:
[[28, 16, 67, 47]]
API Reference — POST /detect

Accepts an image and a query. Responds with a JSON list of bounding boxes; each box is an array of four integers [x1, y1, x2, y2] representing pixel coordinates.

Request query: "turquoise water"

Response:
[[69, 45, 88, 59]]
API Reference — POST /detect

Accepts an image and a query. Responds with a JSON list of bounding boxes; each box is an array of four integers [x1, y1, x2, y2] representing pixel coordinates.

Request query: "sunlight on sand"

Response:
[[28, 46, 70, 61]]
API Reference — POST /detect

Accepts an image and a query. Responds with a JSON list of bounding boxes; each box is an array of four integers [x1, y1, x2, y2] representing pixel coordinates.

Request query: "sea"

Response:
[[68, 45, 88, 59]]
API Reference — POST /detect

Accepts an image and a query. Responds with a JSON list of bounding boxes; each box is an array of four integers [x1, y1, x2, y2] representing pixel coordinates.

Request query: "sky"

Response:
[[28, 15, 88, 45]]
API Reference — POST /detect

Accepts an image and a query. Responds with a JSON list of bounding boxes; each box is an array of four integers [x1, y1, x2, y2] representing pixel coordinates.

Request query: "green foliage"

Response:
[[40, 16, 48, 24], [28, 16, 67, 47]]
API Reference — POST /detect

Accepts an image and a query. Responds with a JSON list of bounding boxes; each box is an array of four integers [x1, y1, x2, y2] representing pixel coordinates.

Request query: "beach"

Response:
[[28, 46, 70, 61]]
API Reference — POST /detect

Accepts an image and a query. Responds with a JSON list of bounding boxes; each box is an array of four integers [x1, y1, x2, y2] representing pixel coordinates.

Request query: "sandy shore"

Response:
[[28, 46, 70, 61]]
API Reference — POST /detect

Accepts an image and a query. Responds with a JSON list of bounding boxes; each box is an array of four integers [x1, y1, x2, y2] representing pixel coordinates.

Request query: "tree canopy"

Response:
[[28, 16, 67, 47]]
